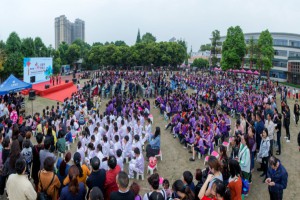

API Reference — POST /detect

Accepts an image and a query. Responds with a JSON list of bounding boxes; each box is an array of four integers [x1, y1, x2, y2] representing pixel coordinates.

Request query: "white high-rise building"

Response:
[[55, 15, 85, 49]]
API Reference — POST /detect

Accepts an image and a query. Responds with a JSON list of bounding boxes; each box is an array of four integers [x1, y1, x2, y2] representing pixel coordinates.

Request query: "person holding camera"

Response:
[[265, 156, 288, 200]]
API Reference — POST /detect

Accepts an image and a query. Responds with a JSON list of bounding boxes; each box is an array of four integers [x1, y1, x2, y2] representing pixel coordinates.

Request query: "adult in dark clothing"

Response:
[[275, 114, 282, 155], [255, 113, 264, 150], [89, 187, 104, 200], [282, 105, 291, 142], [194, 169, 204, 200], [110, 171, 134, 200], [0, 140, 22, 195], [265, 156, 288, 200], [87, 157, 106, 197], [182, 171, 195, 194], [294, 100, 300, 126], [31, 133, 44, 190]]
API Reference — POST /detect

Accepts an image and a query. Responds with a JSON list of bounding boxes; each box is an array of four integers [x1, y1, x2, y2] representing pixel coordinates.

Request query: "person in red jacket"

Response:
[[104, 156, 121, 200]]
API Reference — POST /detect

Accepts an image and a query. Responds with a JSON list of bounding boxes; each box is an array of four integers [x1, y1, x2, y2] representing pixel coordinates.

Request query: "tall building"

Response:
[[55, 15, 85, 49], [213, 32, 300, 82]]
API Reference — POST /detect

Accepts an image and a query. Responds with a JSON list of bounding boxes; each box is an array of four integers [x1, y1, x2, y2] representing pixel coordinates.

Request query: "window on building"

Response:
[[274, 50, 287, 57], [289, 51, 300, 57], [290, 40, 300, 48], [273, 39, 288, 46], [273, 60, 287, 68]]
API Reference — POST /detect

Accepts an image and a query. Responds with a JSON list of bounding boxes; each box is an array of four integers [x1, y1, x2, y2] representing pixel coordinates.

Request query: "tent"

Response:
[[0, 75, 32, 95], [246, 70, 253, 74], [240, 69, 246, 73], [253, 70, 260, 75]]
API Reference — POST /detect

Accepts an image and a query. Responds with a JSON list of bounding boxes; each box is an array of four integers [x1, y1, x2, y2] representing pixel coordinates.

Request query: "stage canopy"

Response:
[[0, 75, 32, 95]]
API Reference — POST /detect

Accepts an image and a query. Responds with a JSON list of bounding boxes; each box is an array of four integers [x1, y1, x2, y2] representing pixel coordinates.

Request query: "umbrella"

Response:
[[229, 69, 233, 72], [240, 69, 246, 73], [246, 70, 253, 74], [214, 67, 219, 71], [233, 69, 240, 73], [253, 70, 260, 75]]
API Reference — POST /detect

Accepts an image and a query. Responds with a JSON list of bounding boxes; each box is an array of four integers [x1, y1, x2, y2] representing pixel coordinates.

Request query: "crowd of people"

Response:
[[0, 69, 296, 200]]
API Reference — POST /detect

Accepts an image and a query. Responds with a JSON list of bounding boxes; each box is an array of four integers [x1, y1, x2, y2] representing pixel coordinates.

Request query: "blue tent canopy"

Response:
[[0, 75, 32, 95]]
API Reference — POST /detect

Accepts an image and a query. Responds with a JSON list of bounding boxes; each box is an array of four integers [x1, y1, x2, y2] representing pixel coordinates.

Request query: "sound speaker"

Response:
[[65, 80, 69, 83], [29, 90, 35, 100], [45, 84, 50, 89], [72, 78, 77, 84], [30, 76, 36, 83]]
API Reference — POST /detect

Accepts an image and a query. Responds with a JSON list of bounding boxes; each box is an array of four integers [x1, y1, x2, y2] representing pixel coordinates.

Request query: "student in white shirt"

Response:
[[122, 136, 132, 159], [102, 135, 110, 157]]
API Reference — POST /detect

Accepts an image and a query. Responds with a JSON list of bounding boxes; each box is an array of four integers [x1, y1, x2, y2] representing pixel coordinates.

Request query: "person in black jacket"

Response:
[[294, 100, 300, 126], [110, 171, 134, 200], [86, 157, 106, 198], [194, 169, 204, 200], [265, 156, 288, 200], [275, 114, 282, 155], [297, 131, 300, 152], [282, 105, 291, 142]]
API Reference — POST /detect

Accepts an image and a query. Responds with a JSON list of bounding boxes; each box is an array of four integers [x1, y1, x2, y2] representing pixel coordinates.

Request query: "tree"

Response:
[[136, 29, 141, 44], [210, 30, 221, 66], [141, 32, 156, 43], [34, 37, 47, 57], [66, 44, 80, 65], [21, 37, 35, 57], [58, 42, 69, 65], [6, 32, 22, 54], [114, 40, 127, 46], [221, 26, 246, 70], [200, 44, 211, 51], [257, 30, 274, 78], [4, 51, 23, 76], [192, 58, 209, 68], [177, 39, 188, 65], [247, 37, 257, 69], [0, 41, 6, 72]]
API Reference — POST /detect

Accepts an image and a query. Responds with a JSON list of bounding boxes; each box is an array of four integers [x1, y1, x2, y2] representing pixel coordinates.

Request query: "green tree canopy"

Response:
[[221, 26, 246, 70], [199, 44, 211, 51], [58, 42, 69, 65], [6, 32, 22, 54], [192, 58, 209, 68], [21, 37, 35, 57], [257, 29, 274, 77], [66, 44, 80, 65], [114, 40, 127, 46], [141, 32, 156, 43], [247, 37, 257, 69], [136, 29, 141, 44], [34, 37, 48, 57], [211, 30, 221, 66]]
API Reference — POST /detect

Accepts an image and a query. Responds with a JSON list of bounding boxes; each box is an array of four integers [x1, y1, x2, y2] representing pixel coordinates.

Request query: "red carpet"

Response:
[[42, 84, 78, 102], [22, 75, 78, 102]]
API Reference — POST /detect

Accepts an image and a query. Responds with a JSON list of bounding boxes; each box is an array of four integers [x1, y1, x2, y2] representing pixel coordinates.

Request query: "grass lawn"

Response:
[[280, 82, 300, 88]]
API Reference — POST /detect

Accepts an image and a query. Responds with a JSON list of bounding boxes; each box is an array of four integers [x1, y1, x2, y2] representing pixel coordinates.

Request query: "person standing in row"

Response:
[[265, 156, 288, 200], [282, 105, 291, 143], [294, 100, 300, 126]]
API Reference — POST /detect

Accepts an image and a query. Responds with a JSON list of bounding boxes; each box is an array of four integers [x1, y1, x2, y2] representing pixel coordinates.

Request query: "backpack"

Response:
[[38, 171, 55, 200], [241, 178, 250, 195]]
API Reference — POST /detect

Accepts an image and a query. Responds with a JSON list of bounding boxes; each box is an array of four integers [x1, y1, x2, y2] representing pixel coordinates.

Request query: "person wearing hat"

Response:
[[87, 157, 106, 198]]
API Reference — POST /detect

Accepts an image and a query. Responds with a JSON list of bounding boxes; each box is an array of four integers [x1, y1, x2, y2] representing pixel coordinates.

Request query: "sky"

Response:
[[0, 0, 299, 51]]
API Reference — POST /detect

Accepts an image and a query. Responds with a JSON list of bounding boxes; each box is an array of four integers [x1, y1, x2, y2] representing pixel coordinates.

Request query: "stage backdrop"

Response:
[[23, 57, 53, 84]]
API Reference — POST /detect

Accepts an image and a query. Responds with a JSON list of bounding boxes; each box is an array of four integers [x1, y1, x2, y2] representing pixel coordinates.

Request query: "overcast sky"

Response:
[[0, 0, 299, 51]]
